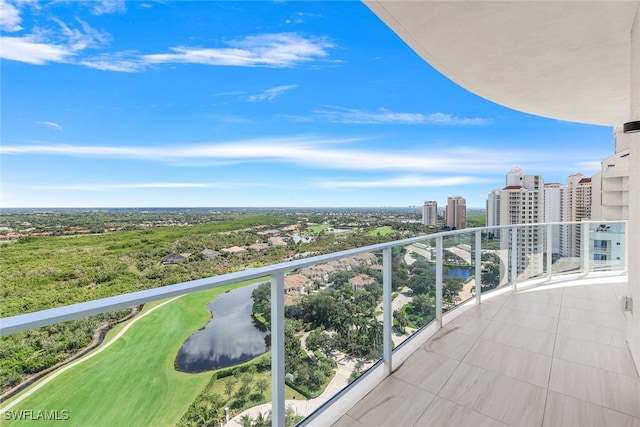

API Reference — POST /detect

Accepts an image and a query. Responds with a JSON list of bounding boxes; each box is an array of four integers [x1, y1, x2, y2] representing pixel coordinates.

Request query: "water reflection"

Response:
[[176, 283, 269, 373]]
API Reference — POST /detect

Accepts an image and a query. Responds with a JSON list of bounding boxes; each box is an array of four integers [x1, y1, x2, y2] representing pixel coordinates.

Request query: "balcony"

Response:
[[0, 221, 637, 426], [326, 272, 637, 427]]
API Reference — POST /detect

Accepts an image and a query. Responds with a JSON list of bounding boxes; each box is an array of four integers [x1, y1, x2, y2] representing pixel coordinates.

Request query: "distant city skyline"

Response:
[[0, 1, 612, 209]]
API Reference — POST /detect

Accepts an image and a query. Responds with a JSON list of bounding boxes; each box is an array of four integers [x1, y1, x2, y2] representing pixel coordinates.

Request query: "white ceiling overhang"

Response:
[[364, 1, 639, 126]]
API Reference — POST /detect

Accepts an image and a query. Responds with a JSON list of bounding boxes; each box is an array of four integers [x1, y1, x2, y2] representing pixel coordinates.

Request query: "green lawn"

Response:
[[2, 280, 263, 427], [369, 226, 394, 236], [306, 224, 329, 233]]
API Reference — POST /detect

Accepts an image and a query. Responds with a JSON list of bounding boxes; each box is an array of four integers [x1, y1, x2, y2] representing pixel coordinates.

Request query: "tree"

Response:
[[256, 377, 269, 397], [224, 377, 236, 396], [393, 309, 408, 333], [240, 414, 253, 427]]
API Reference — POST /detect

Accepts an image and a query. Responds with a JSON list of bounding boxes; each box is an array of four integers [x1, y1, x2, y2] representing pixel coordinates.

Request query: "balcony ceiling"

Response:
[[364, 1, 639, 127]]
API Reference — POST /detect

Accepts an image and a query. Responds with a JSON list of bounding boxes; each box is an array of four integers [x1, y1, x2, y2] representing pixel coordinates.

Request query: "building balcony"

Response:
[[0, 221, 636, 427], [325, 272, 637, 427]]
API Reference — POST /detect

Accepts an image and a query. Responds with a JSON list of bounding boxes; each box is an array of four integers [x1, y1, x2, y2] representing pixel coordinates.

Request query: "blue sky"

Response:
[[0, 0, 614, 209]]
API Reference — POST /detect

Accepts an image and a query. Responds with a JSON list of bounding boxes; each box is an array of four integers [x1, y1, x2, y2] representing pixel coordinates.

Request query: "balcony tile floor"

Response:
[[332, 277, 640, 427]]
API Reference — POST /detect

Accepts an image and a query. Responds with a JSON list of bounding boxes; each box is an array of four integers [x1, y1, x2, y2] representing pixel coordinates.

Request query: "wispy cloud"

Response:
[[0, 0, 23, 32], [91, 0, 126, 15], [79, 52, 146, 72], [1, 16, 111, 65], [247, 85, 298, 102], [313, 106, 492, 125], [52, 17, 111, 51], [2, 25, 335, 72], [317, 175, 494, 189], [143, 33, 334, 68], [0, 137, 565, 174], [33, 183, 235, 191], [575, 161, 602, 172], [0, 36, 72, 64], [38, 121, 63, 131]]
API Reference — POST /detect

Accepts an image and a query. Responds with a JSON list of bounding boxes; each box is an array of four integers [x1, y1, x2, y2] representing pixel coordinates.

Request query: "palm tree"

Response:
[[239, 414, 252, 427]]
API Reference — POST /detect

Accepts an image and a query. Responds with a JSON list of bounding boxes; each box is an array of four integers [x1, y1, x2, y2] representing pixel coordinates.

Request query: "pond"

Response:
[[175, 282, 270, 373], [427, 264, 475, 278]]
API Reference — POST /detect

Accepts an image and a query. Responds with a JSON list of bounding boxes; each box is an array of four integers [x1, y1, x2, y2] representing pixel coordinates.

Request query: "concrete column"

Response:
[[627, 4, 640, 373]]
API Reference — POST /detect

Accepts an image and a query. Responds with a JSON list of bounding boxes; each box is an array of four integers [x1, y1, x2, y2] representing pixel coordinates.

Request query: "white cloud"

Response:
[[317, 175, 493, 189], [91, 0, 126, 15], [33, 182, 232, 191], [38, 121, 63, 131], [2, 18, 334, 72], [79, 52, 146, 72], [0, 0, 23, 32], [575, 161, 601, 172], [247, 85, 298, 102], [313, 106, 492, 125], [0, 36, 71, 64], [1, 16, 111, 65], [52, 17, 111, 51], [0, 137, 555, 174], [143, 33, 333, 68]]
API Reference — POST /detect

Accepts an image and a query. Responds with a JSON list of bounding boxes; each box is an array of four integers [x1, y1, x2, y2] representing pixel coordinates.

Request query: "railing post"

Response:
[[581, 222, 589, 274], [546, 224, 553, 281], [475, 230, 481, 305], [436, 236, 443, 328], [511, 226, 518, 292], [271, 271, 285, 427], [382, 247, 393, 376]]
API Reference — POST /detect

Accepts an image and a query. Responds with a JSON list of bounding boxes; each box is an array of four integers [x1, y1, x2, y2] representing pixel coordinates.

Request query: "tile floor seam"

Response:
[[480, 319, 557, 358], [552, 337, 638, 378], [408, 393, 438, 427], [495, 306, 561, 320], [551, 354, 640, 381], [547, 389, 640, 424], [424, 315, 496, 422], [437, 361, 547, 426], [462, 338, 553, 386], [541, 287, 564, 427], [423, 395, 508, 427]]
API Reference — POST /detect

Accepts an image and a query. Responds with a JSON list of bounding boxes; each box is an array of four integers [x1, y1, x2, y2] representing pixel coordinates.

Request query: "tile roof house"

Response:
[[161, 253, 189, 264]]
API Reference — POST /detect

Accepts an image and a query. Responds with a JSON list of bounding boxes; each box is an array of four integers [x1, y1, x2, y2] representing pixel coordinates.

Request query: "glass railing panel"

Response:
[[479, 227, 509, 291], [550, 222, 582, 275], [284, 249, 384, 418], [589, 222, 626, 272], [400, 238, 437, 339], [1, 220, 628, 427], [1, 293, 235, 426], [515, 225, 545, 282], [442, 231, 475, 307], [0, 281, 301, 427]]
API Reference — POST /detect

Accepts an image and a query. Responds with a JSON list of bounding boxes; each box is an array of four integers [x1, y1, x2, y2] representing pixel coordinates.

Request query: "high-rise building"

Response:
[[421, 201, 437, 226], [487, 168, 544, 226], [445, 196, 466, 230], [544, 183, 565, 255], [566, 173, 592, 222], [564, 173, 593, 257], [486, 167, 544, 281]]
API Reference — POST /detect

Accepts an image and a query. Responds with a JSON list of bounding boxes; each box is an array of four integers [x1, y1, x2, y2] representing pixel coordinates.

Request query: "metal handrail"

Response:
[[0, 220, 628, 426]]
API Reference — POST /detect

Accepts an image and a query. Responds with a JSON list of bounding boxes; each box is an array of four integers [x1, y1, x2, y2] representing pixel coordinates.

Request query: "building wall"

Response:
[[592, 130, 630, 221], [445, 196, 466, 230], [544, 183, 564, 255], [422, 201, 438, 226]]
